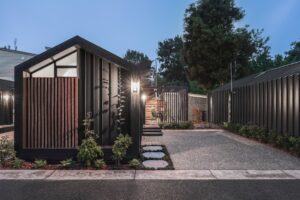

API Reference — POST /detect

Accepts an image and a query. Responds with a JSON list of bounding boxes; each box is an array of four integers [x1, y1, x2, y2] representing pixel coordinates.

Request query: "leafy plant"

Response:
[[77, 112, 104, 167], [112, 134, 132, 166], [0, 136, 15, 167], [34, 159, 47, 168], [77, 137, 103, 167], [13, 158, 24, 169], [60, 158, 75, 168], [94, 159, 106, 169], [129, 159, 140, 169]]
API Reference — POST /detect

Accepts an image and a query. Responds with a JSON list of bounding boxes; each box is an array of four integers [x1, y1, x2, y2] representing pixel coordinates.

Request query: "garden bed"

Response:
[[224, 122, 300, 158]]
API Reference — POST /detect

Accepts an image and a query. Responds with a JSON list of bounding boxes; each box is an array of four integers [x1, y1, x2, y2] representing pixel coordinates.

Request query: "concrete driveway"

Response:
[[142, 129, 300, 170]]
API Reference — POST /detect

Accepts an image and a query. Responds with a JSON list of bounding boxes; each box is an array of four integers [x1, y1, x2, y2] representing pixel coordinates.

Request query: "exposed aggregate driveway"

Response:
[[142, 129, 300, 170]]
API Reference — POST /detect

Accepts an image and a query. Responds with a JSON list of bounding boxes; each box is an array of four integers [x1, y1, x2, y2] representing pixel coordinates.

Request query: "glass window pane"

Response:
[[56, 52, 77, 66], [57, 68, 77, 77], [32, 64, 54, 77]]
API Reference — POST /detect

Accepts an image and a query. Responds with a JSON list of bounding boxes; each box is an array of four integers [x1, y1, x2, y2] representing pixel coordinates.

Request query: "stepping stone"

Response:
[[142, 152, 165, 159], [142, 160, 168, 169], [143, 145, 163, 151]]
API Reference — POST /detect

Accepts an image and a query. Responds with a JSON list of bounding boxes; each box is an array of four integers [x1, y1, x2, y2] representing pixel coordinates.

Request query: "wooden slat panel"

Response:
[[23, 78, 78, 149]]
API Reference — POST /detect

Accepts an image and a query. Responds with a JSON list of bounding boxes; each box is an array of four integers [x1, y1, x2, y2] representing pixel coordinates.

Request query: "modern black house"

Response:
[[14, 36, 142, 161], [208, 61, 300, 137]]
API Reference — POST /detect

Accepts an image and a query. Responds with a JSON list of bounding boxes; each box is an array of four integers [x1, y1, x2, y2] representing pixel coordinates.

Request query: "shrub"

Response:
[[288, 137, 298, 151], [161, 121, 194, 129], [60, 158, 75, 168], [13, 158, 24, 169], [94, 159, 106, 169], [112, 134, 132, 166], [77, 137, 103, 167], [0, 136, 15, 167], [268, 130, 278, 144], [238, 126, 249, 136], [34, 159, 47, 168], [129, 159, 140, 169]]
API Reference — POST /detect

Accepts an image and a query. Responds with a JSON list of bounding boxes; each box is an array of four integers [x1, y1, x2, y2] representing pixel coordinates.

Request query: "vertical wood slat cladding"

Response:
[[209, 74, 300, 136], [22, 77, 79, 149]]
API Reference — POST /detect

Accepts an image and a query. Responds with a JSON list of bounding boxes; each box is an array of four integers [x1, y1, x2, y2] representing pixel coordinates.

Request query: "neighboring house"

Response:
[[188, 93, 207, 124], [0, 79, 14, 125], [14, 36, 141, 161], [209, 61, 300, 137], [0, 47, 35, 80]]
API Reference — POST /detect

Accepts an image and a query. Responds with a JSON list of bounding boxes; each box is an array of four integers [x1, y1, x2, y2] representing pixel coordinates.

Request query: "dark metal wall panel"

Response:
[[282, 77, 287, 135], [101, 60, 110, 145], [294, 75, 299, 136], [110, 64, 119, 142], [288, 76, 294, 136], [0, 90, 13, 125], [272, 79, 277, 132]]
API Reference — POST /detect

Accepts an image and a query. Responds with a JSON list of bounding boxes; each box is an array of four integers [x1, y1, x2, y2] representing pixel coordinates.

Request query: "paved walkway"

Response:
[[142, 129, 300, 170]]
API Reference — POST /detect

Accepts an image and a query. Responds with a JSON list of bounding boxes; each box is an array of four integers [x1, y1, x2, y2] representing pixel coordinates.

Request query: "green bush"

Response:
[[161, 121, 194, 129], [13, 158, 24, 169], [0, 136, 15, 167], [77, 137, 104, 167], [238, 126, 249, 136], [60, 158, 75, 168], [94, 159, 106, 169], [112, 134, 132, 166], [34, 159, 47, 168], [129, 159, 140, 169]]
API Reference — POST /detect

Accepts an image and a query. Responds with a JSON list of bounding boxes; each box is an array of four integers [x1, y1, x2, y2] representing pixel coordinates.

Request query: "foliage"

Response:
[[34, 159, 47, 168], [157, 36, 187, 83], [83, 112, 98, 139], [60, 158, 75, 168], [285, 41, 300, 64], [0, 136, 15, 167], [160, 121, 194, 129], [112, 134, 132, 166], [94, 159, 106, 169], [224, 123, 300, 156], [129, 159, 140, 169], [124, 49, 151, 66], [13, 158, 24, 169], [78, 112, 104, 167], [183, 0, 269, 89], [77, 137, 104, 167]]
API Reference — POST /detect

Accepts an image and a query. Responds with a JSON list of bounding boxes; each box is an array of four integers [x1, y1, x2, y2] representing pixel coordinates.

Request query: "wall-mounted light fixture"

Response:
[[141, 93, 147, 102], [131, 81, 140, 93], [3, 94, 10, 101]]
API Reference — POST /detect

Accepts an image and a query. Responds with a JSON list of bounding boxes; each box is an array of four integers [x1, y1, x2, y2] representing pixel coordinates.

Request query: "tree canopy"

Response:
[[183, 0, 269, 89], [124, 49, 151, 66], [157, 36, 187, 83]]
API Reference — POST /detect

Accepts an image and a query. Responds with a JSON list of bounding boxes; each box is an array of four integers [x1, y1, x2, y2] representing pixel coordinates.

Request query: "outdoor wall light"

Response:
[[131, 81, 140, 93], [141, 93, 147, 102], [3, 94, 10, 101]]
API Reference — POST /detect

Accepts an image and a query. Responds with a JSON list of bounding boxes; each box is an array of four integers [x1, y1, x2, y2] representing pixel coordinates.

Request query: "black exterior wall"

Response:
[[208, 62, 300, 137], [14, 36, 141, 161], [0, 79, 14, 125]]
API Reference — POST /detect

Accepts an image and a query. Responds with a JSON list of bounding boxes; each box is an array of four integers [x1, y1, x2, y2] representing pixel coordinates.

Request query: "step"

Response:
[[142, 131, 163, 136], [142, 128, 161, 132]]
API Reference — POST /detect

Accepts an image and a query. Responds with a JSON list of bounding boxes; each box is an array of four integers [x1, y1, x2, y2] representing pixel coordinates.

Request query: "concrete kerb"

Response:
[[1, 170, 300, 180]]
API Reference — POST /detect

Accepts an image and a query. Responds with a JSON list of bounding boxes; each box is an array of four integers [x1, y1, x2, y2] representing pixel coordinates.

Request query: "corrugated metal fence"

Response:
[[209, 74, 300, 136]]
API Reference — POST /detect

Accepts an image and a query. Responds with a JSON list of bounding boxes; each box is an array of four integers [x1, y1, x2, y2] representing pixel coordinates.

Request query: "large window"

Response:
[[25, 46, 78, 78]]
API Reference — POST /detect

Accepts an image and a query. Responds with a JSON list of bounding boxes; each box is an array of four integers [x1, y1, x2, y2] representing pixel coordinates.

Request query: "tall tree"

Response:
[[285, 41, 300, 64], [183, 0, 268, 88], [157, 36, 187, 83], [124, 49, 151, 65]]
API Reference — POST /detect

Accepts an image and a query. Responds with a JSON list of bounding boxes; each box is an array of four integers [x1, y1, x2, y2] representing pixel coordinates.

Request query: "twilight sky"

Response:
[[1, 0, 300, 60]]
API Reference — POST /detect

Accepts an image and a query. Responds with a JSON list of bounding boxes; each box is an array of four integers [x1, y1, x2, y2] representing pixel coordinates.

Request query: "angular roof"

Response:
[[0, 78, 14, 91], [0, 48, 35, 80], [15, 36, 137, 73], [214, 61, 300, 91]]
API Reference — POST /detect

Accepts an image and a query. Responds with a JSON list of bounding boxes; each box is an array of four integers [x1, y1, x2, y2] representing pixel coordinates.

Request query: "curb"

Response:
[[1, 170, 300, 180]]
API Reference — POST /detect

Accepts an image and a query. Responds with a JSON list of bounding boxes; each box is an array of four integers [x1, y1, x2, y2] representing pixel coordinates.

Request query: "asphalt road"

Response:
[[1, 180, 300, 200]]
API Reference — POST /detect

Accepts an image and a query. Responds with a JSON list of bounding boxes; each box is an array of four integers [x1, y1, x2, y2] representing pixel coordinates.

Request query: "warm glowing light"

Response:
[[141, 94, 147, 101], [3, 94, 10, 101], [131, 81, 140, 93]]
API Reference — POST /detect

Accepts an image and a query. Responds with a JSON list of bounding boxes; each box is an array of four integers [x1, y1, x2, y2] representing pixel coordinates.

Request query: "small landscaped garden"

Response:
[[224, 122, 300, 157], [159, 121, 194, 129]]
